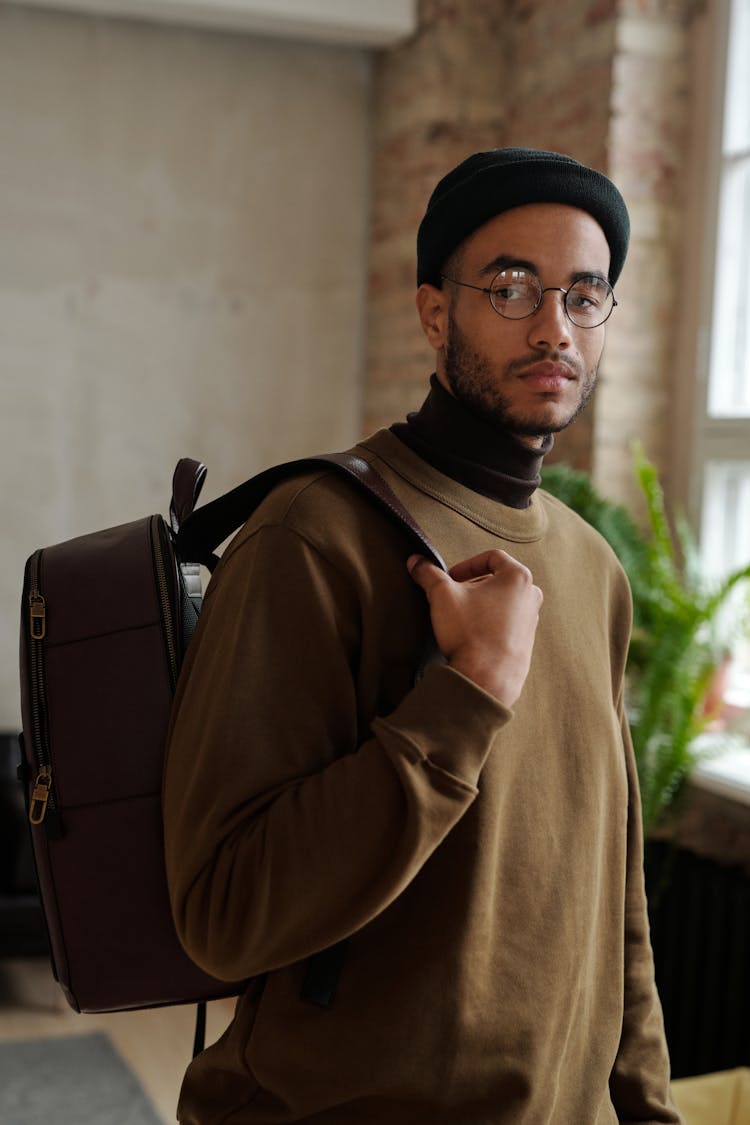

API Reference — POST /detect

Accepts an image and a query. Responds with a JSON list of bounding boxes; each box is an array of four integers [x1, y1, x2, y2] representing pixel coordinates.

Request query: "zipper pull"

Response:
[[29, 593, 46, 640], [29, 765, 52, 824]]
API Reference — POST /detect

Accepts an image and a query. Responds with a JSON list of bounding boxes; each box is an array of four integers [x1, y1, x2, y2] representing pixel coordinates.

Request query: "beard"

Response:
[[443, 313, 599, 437]]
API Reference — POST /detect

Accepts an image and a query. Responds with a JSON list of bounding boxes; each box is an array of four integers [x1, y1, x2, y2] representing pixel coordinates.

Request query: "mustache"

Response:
[[506, 353, 581, 379]]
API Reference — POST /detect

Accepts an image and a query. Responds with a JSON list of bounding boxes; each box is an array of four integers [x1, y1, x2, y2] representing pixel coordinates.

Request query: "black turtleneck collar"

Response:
[[390, 374, 553, 509]]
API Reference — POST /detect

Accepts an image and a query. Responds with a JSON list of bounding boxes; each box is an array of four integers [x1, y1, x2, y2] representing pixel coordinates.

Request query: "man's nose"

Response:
[[526, 288, 573, 350]]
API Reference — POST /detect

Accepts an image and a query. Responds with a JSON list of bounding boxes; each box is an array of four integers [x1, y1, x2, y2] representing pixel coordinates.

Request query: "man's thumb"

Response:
[[407, 554, 446, 592]]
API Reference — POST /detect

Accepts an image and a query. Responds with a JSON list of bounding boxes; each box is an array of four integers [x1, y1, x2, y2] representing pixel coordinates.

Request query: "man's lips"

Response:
[[517, 361, 576, 392]]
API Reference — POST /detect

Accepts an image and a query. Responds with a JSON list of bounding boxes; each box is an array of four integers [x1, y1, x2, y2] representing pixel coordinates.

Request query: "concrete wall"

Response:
[[1, 3, 372, 727]]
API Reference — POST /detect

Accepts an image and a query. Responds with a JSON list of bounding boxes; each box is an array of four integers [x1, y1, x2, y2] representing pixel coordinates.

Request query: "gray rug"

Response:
[[0, 1032, 164, 1125]]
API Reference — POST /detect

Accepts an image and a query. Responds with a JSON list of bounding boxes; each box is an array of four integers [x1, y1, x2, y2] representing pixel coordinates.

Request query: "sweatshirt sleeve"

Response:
[[163, 519, 510, 983], [608, 704, 684, 1124]]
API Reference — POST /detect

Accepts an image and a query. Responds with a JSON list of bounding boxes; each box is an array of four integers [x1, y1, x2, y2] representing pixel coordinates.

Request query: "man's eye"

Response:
[[568, 292, 599, 310], [568, 280, 610, 312], [493, 283, 533, 302]]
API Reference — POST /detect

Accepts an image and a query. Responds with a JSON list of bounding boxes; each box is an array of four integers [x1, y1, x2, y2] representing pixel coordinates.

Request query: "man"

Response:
[[163, 148, 682, 1124]]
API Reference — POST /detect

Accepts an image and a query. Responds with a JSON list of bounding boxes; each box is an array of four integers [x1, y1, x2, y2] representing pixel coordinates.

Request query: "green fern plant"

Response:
[[542, 448, 750, 835]]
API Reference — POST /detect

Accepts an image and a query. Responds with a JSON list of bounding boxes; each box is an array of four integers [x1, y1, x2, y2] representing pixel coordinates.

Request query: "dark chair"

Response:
[[0, 732, 48, 957]]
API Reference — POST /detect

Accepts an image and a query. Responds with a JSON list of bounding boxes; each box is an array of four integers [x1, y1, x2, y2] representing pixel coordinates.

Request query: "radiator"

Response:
[[645, 840, 750, 1079]]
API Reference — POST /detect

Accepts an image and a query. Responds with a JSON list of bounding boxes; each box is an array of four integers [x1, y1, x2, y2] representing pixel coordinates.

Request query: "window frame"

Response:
[[693, 0, 750, 482], [673, 0, 750, 790]]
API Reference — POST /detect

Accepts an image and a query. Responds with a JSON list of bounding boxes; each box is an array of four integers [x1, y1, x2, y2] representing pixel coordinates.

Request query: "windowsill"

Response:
[[690, 740, 750, 806]]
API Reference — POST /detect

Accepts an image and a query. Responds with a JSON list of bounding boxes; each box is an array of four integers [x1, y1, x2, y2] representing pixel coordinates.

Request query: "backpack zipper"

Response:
[[150, 515, 179, 692], [25, 551, 60, 832], [25, 519, 177, 834]]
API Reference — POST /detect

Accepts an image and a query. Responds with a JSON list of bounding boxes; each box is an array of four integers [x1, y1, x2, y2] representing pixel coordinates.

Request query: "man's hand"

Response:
[[407, 550, 543, 708]]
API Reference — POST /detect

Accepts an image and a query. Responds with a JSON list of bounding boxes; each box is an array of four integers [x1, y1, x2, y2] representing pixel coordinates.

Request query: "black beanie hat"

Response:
[[416, 147, 630, 288]]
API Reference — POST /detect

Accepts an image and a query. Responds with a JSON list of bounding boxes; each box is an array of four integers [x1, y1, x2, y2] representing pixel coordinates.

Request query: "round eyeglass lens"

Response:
[[488, 270, 541, 319], [564, 276, 615, 327]]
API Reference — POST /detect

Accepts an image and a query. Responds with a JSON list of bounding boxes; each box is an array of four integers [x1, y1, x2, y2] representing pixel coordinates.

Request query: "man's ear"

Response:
[[416, 283, 449, 350]]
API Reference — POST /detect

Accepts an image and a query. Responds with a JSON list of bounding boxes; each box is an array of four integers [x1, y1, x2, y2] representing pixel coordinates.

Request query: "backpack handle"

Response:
[[170, 459, 208, 535]]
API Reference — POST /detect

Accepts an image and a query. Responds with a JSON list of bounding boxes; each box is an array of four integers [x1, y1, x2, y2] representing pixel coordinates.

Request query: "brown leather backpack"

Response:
[[18, 454, 444, 1029]]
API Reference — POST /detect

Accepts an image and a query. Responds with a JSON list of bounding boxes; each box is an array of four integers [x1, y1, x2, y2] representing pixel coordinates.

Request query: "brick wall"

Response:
[[364, 0, 701, 505], [595, 1, 699, 510], [365, 1, 511, 434]]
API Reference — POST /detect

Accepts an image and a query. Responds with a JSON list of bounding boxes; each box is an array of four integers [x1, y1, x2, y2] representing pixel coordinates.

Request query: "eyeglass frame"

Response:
[[439, 270, 618, 329]]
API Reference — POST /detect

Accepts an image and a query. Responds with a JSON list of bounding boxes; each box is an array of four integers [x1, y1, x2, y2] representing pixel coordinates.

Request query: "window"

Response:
[[700, 462, 750, 715], [697, 0, 750, 721], [707, 0, 750, 420]]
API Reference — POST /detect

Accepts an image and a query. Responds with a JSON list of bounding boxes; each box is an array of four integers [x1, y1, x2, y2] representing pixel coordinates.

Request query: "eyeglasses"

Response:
[[440, 268, 617, 329]]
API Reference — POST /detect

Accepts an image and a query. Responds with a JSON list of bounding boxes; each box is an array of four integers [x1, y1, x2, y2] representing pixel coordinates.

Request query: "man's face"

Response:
[[417, 204, 612, 441]]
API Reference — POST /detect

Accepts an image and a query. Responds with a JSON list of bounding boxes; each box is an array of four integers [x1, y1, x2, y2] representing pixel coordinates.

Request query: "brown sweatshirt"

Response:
[[163, 429, 682, 1125]]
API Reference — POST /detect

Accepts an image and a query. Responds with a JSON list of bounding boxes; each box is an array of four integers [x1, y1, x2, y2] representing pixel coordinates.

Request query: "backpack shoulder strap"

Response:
[[174, 453, 447, 573]]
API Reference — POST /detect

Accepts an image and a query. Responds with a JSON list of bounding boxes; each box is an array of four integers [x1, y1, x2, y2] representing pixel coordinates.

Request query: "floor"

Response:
[[0, 956, 236, 1124]]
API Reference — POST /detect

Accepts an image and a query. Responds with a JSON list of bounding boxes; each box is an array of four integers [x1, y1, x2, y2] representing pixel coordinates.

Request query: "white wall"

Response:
[[1, 3, 372, 727]]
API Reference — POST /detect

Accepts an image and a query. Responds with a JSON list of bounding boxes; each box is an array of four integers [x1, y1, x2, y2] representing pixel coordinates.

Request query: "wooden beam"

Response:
[[10, 0, 417, 46]]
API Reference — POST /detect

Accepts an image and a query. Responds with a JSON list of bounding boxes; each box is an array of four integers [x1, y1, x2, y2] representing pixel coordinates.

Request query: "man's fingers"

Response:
[[409, 550, 541, 610], [408, 547, 543, 706], [448, 549, 532, 585]]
